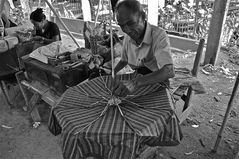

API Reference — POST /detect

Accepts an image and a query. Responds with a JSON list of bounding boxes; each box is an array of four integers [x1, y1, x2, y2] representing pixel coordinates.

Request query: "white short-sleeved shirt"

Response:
[[121, 22, 173, 71]]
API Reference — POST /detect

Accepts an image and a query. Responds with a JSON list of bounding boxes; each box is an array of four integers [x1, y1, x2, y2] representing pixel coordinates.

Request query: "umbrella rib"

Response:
[[120, 98, 146, 108], [116, 104, 140, 135], [90, 100, 108, 107], [75, 86, 110, 100], [74, 115, 102, 135], [74, 104, 111, 135], [99, 75, 113, 95]]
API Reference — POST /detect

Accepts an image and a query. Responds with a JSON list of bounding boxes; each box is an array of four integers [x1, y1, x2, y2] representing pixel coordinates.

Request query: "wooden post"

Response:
[[108, 0, 115, 79], [193, 0, 199, 38], [183, 39, 205, 112], [82, 0, 92, 21], [148, 0, 158, 26], [203, 0, 230, 65], [158, 0, 165, 9], [45, 0, 51, 20]]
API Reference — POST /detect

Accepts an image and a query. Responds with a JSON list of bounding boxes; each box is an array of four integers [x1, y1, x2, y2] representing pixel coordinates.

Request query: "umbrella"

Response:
[[49, 73, 182, 159]]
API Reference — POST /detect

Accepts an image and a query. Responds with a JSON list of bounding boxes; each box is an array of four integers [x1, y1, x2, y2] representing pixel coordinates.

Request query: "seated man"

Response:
[[30, 8, 61, 45], [113, 0, 175, 97]]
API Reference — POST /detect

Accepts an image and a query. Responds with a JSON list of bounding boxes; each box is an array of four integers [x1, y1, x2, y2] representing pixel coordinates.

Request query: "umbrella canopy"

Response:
[[49, 73, 182, 159]]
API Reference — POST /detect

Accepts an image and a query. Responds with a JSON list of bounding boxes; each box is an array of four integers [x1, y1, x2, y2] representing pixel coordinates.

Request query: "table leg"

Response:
[[15, 71, 41, 122], [0, 80, 13, 107], [15, 71, 30, 111]]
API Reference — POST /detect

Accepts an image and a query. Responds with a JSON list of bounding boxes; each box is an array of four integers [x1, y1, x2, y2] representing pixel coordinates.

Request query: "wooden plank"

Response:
[[41, 91, 60, 107], [17, 73, 60, 121], [21, 80, 60, 107], [179, 103, 193, 124], [28, 93, 41, 122], [204, 0, 230, 65], [15, 71, 31, 111]]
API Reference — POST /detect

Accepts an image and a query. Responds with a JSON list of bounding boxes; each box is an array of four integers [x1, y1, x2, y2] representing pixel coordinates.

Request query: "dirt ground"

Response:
[[0, 35, 239, 159]]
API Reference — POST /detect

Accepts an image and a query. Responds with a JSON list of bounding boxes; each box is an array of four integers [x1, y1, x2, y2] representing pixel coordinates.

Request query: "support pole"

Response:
[[203, 0, 230, 65], [108, 0, 114, 79], [213, 73, 239, 152], [95, 0, 102, 27], [193, 0, 199, 38], [147, 0, 158, 26], [43, 0, 81, 48], [82, 0, 92, 22], [158, 0, 165, 9]]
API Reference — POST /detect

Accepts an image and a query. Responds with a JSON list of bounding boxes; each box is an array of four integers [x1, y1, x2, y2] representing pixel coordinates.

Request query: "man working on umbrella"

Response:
[[113, 0, 175, 97]]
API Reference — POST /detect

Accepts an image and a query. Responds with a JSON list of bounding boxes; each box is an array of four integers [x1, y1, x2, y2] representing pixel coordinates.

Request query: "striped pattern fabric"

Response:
[[48, 73, 182, 159]]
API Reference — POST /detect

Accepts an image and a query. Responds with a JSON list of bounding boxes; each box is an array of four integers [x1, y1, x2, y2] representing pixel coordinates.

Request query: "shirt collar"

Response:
[[142, 22, 152, 44], [129, 22, 152, 45]]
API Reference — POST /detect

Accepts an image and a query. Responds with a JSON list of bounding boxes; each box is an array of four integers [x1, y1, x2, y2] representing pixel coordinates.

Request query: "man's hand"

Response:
[[113, 80, 137, 97], [30, 36, 44, 42]]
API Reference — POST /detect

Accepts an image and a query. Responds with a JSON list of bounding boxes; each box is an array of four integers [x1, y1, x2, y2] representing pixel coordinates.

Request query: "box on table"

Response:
[[22, 55, 89, 95]]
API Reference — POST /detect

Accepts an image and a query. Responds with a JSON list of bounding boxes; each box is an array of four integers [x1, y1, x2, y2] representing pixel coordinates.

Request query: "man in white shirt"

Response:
[[113, 0, 175, 97]]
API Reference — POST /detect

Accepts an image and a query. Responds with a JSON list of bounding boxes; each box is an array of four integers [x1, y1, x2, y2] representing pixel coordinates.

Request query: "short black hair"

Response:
[[115, 0, 146, 19], [30, 8, 46, 22]]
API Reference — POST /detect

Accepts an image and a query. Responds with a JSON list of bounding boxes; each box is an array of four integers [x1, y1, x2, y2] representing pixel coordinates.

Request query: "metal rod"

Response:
[[108, 0, 115, 79], [43, 0, 81, 48], [213, 73, 239, 152]]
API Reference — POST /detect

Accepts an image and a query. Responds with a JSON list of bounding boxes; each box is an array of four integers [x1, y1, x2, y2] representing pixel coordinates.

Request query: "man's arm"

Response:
[[42, 35, 60, 44], [114, 64, 174, 96], [133, 64, 175, 87], [132, 28, 174, 87]]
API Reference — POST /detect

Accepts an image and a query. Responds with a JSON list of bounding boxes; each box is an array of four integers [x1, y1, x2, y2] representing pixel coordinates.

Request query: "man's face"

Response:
[[31, 20, 43, 30], [116, 7, 145, 42]]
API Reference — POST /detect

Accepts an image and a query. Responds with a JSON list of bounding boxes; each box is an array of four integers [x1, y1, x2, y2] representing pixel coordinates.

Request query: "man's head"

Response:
[[115, 0, 146, 43]]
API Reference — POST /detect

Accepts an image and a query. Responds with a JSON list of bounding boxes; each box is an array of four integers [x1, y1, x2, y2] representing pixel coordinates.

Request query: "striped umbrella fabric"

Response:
[[49, 73, 182, 159]]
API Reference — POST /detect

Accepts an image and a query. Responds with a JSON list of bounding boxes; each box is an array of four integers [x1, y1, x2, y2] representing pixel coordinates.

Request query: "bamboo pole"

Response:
[[213, 73, 239, 152], [43, 0, 81, 48], [108, 0, 115, 79]]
